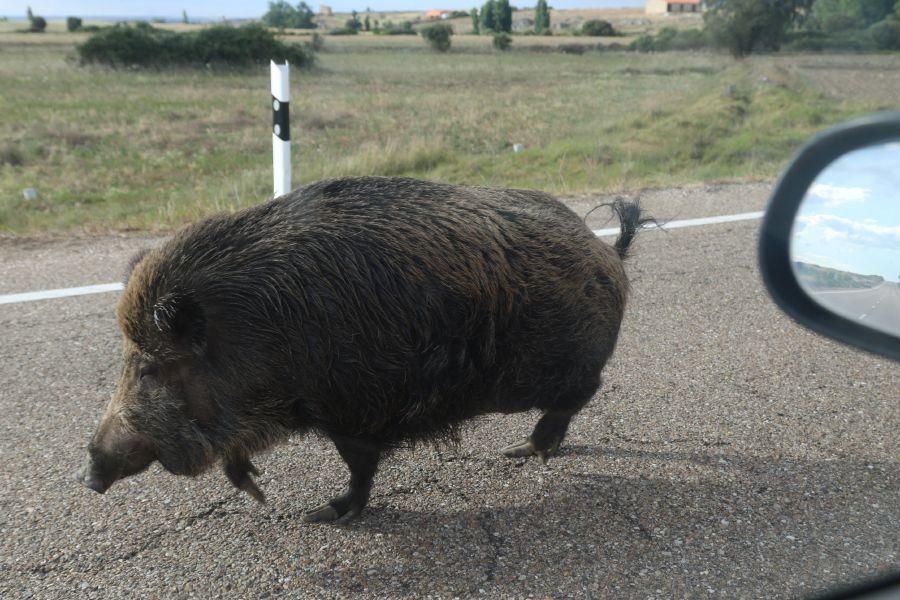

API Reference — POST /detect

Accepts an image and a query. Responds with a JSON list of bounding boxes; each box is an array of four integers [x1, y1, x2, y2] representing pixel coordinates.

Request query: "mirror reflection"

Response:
[[791, 141, 900, 338]]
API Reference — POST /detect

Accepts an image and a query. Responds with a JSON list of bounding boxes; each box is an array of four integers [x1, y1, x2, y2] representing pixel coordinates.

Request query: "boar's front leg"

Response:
[[224, 456, 266, 504], [303, 436, 381, 523]]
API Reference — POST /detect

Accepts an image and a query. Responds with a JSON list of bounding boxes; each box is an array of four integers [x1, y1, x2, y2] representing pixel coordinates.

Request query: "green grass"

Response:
[[0, 35, 882, 234]]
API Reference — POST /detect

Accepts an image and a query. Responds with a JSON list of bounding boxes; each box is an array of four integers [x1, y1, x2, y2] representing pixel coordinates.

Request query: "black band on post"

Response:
[[272, 96, 290, 141]]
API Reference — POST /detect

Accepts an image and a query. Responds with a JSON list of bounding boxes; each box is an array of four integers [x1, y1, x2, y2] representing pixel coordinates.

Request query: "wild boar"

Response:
[[77, 176, 649, 522]]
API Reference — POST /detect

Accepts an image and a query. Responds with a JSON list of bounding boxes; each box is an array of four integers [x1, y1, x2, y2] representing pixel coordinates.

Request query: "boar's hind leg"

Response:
[[501, 379, 599, 464], [302, 436, 381, 523]]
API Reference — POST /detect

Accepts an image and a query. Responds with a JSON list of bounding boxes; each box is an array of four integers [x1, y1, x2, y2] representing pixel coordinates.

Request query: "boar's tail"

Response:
[[590, 198, 659, 261]]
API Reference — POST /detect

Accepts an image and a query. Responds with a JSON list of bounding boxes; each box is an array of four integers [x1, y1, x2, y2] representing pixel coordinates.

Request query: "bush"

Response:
[[630, 34, 655, 52], [421, 23, 453, 52], [783, 30, 827, 51], [558, 43, 590, 55], [374, 20, 416, 35], [67, 17, 83, 32], [783, 27, 881, 52], [29, 16, 47, 32], [821, 14, 862, 34], [492, 32, 512, 50], [77, 23, 315, 68], [813, 0, 895, 30], [328, 27, 359, 35], [870, 18, 900, 50], [345, 12, 363, 32], [581, 19, 616, 37]]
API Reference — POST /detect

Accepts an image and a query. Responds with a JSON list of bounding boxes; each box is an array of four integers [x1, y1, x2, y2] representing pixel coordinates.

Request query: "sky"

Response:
[[2, 1, 644, 19], [791, 143, 900, 283]]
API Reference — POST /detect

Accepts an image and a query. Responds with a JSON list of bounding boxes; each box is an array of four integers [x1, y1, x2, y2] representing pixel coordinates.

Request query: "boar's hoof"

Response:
[[302, 503, 342, 523], [302, 493, 362, 524], [224, 459, 266, 504], [501, 439, 536, 458], [500, 439, 559, 464]]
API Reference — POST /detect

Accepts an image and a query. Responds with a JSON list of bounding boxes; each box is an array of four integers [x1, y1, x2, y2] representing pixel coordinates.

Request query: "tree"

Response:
[[495, 0, 512, 33], [470, 8, 480, 34], [348, 10, 362, 31], [262, 1, 316, 30], [364, 15, 371, 31], [703, 0, 813, 58], [26, 6, 47, 33], [67, 16, 83, 32], [262, 0, 296, 28], [870, 18, 900, 49], [534, 0, 551, 34], [582, 19, 615, 36], [813, 0, 895, 29], [480, 0, 496, 32], [29, 15, 47, 32], [182, 9, 189, 24], [421, 22, 453, 51], [295, 2, 316, 28]]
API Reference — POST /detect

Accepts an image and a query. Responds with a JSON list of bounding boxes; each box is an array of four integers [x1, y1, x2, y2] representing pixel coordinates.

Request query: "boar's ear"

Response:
[[123, 248, 152, 285], [153, 293, 206, 353]]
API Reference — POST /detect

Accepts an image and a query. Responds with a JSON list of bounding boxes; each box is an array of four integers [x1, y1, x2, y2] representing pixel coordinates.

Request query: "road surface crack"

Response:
[[116, 494, 238, 562], [25, 493, 241, 576]]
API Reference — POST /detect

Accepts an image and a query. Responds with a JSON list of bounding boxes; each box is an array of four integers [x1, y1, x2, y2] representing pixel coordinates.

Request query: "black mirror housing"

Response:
[[759, 112, 900, 363]]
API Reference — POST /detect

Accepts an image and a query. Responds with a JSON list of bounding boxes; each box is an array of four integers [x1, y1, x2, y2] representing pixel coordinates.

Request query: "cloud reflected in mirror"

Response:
[[791, 141, 900, 338]]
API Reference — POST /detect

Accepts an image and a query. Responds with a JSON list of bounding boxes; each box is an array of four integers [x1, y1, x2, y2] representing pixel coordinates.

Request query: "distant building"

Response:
[[425, 9, 450, 20], [645, 0, 704, 14], [319, 5, 333, 16]]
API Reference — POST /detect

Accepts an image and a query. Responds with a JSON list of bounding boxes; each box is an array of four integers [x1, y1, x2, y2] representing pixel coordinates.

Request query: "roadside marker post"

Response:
[[271, 60, 291, 197]]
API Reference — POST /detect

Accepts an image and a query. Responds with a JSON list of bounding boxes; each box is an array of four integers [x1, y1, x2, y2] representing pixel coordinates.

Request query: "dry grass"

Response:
[[0, 29, 884, 234]]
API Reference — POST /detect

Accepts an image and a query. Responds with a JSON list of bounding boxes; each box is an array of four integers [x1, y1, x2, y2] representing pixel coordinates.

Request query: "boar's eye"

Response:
[[139, 364, 159, 380]]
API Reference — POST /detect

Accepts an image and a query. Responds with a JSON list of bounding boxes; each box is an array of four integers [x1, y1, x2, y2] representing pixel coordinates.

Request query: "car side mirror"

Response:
[[759, 112, 900, 363]]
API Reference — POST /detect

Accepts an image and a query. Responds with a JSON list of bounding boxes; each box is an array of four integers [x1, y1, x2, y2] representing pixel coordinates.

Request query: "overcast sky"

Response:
[[4, 1, 644, 19]]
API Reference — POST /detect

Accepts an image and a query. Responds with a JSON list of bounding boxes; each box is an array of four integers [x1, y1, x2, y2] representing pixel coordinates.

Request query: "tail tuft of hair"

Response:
[[594, 198, 659, 260]]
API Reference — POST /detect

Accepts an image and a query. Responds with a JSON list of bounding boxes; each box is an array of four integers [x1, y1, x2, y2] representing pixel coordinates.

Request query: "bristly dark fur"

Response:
[[87, 176, 643, 516]]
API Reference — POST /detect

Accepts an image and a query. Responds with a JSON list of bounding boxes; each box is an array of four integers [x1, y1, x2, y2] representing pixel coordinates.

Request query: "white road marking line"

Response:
[[860, 314, 868, 320], [1, 209, 767, 306], [592, 210, 764, 237], [814, 282, 886, 295], [0, 283, 124, 305]]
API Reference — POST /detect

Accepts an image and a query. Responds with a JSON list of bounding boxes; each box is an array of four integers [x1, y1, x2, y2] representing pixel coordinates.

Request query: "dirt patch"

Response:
[[774, 54, 900, 104]]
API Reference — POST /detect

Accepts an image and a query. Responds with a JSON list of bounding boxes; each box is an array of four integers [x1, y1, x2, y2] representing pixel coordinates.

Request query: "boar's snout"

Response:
[[75, 457, 113, 494], [76, 416, 155, 495]]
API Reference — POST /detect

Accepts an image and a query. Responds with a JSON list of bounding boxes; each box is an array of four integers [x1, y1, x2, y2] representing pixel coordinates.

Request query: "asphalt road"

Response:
[[0, 183, 897, 599], [810, 282, 900, 338]]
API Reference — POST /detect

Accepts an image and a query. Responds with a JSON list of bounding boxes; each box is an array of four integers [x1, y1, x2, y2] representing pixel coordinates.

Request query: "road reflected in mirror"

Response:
[[791, 141, 900, 338]]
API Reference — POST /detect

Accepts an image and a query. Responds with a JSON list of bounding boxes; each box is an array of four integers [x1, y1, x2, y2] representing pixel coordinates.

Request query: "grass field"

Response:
[[0, 24, 890, 234]]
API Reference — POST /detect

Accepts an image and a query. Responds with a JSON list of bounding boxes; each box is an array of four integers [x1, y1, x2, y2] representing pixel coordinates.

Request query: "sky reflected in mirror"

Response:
[[791, 142, 900, 337]]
